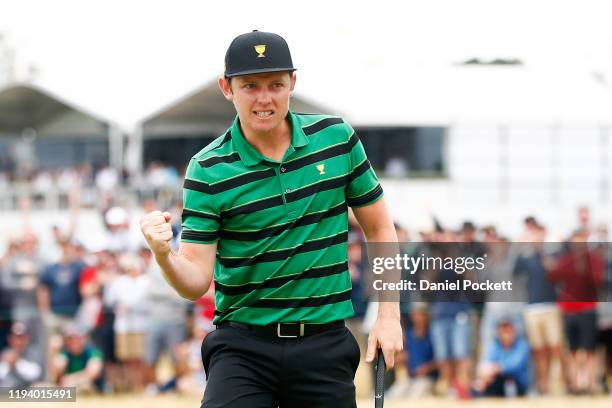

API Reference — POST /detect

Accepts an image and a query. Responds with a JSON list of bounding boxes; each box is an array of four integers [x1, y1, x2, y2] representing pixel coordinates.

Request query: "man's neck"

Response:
[[241, 117, 292, 162]]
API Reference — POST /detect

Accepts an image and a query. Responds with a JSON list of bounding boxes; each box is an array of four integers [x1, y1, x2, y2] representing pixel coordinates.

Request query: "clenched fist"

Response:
[[140, 210, 173, 257]]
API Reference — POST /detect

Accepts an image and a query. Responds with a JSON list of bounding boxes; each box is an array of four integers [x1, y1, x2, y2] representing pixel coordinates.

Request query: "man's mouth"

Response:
[[254, 110, 273, 118]]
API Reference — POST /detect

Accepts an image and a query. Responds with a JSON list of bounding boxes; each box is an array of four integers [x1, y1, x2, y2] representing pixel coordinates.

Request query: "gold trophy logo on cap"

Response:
[[254, 44, 266, 58]]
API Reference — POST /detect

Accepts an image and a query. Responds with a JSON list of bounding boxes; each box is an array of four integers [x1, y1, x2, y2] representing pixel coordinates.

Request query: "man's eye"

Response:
[[244, 84, 256, 89], [273, 83, 284, 88]]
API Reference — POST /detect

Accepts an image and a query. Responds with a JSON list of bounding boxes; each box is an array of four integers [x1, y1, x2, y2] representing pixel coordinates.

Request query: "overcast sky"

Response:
[[1, 0, 612, 128]]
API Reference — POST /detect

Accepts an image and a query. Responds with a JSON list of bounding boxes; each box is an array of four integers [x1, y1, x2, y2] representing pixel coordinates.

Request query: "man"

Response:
[[473, 319, 530, 397], [38, 239, 85, 330], [514, 219, 561, 395], [51, 324, 103, 391], [2, 233, 45, 363], [142, 256, 189, 393], [548, 230, 603, 394], [0, 322, 42, 388], [140, 30, 402, 407]]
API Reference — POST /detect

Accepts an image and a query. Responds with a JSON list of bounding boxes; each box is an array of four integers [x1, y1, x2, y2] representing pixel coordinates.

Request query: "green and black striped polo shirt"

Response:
[[181, 110, 383, 325]]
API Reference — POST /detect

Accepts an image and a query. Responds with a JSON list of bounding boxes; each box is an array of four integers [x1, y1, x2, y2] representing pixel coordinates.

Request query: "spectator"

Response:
[[0, 295, 10, 351], [104, 253, 149, 391], [347, 231, 366, 321], [458, 221, 486, 259], [0, 322, 42, 388], [51, 324, 103, 391], [38, 240, 85, 322], [479, 240, 524, 360], [95, 166, 119, 208], [428, 231, 476, 399], [597, 301, 612, 394], [473, 319, 530, 397], [142, 261, 189, 393], [514, 221, 562, 395], [548, 230, 604, 394], [89, 248, 120, 393], [403, 303, 437, 398], [101, 207, 145, 253], [430, 300, 472, 399], [576, 206, 593, 239], [193, 287, 215, 337], [38, 239, 85, 373], [172, 319, 210, 396], [1, 232, 46, 367], [480, 225, 499, 243], [74, 258, 104, 335]]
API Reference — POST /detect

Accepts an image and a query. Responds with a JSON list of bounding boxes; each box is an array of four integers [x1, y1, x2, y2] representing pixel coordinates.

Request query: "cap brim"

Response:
[[225, 67, 296, 78]]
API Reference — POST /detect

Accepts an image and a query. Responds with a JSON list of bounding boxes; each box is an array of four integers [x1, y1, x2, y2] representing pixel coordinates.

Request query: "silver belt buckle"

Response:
[[277, 322, 304, 338]]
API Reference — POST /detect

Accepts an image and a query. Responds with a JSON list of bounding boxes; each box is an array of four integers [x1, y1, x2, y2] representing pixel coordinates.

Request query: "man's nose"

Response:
[[256, 88, 272, 104]]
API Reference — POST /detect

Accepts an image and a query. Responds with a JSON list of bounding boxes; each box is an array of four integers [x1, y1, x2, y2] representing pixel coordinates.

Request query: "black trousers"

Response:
[[484, 374, 527, 397], [201, 325, 360, 408]]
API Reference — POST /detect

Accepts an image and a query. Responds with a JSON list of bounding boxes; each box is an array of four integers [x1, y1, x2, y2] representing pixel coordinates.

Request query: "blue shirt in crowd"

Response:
[[40, 261, 84, 317], [405, 328, 436, 379], [485, 337, 530, 391], [514, 252, 557, 304]]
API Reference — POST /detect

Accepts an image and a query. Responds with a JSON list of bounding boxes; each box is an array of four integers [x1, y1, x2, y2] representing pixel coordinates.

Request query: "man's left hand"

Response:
[[365, 316, 403, 368]]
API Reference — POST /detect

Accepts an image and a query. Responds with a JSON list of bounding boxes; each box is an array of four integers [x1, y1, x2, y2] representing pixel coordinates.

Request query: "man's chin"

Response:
[[250, 121, 279, 133]]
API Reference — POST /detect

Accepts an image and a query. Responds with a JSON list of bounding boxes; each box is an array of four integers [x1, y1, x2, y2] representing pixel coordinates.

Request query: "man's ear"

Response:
[[290, 72, 297, 95], [218, 76, 233, 101]]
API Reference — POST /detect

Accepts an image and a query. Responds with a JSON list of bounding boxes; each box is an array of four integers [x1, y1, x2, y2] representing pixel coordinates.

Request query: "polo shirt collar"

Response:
[[231, 110, 309, 167]]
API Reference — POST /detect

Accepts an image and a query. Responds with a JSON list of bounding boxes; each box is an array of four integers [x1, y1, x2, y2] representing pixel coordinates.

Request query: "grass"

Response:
[[2, 393, 611, 408]]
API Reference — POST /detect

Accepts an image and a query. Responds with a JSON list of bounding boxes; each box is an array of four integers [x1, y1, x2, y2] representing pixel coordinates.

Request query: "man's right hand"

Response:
[[140, 211, 173, 257], [2, 350, 18, 366]]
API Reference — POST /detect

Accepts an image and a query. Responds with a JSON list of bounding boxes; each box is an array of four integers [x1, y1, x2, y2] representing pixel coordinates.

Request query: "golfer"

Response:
[[140, 30, 402, 407]]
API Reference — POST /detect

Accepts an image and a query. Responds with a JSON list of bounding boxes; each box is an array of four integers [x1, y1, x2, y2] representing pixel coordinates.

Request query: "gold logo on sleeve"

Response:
[[254, 44, 266, 57], [316, 164, 326, 175]]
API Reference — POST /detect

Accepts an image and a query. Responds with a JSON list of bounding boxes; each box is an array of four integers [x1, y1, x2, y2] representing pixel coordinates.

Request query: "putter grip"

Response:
[[374, 351, 385, 408]]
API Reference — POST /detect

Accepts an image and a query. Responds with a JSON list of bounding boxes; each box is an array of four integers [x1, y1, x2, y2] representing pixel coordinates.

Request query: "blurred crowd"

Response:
[[1, 185, 611, 400], [0, 161, 180, 210], [347, 206, 611, 399], [0, 199, 211, 396]]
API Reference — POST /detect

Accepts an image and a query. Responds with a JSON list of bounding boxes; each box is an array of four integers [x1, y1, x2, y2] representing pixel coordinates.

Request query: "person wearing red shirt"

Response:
[[548, 230, 604, 394]]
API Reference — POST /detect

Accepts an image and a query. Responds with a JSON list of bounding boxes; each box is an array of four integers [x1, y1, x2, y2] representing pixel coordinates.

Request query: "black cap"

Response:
[[461, 221, 476, 232], [224, 30, 296, 78]]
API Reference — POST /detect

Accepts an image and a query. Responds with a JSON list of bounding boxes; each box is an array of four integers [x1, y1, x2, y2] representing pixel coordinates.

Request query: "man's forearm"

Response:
[[37, 287, 50, 312], [378, 301, 400, 319], [155, 250, 214, 301], [368, 225, 401, 320]]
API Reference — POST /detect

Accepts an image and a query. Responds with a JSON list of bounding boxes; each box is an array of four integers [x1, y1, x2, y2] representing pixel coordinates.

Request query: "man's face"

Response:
[[219, 71, 295, 135], [498, 324, 516, 348], [65, 335, 85, 354], [8, 333, 29, 353]]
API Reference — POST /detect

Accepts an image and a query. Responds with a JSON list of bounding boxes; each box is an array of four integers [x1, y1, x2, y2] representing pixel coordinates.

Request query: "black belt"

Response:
[[216, 320, 345, 338]]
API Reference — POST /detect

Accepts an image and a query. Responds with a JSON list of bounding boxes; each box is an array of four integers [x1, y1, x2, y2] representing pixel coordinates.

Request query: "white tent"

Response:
[[0, 82, 123, 170]]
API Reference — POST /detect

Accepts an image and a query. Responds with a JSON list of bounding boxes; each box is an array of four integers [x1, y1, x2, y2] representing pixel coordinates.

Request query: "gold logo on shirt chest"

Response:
[[316, 164, 326, 175]]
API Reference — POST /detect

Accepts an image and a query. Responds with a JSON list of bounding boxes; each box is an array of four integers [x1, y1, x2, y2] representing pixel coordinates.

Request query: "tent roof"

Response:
[[0, 82, 113, 133]]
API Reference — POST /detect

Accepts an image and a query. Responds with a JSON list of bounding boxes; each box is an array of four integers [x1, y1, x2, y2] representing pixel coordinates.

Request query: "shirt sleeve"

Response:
[[499, 340, 530, 376], [88, 347, 104, 361], [485, 340, 502, 363], [344, 123, 384, 208], [40, 265, 52, 287], [181, 158, 221, 244], [0, 361, 9, 379]]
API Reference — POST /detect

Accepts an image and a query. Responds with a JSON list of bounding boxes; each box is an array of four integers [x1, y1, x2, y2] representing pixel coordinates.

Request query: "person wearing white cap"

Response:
[[0, 322, 42, 388]]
